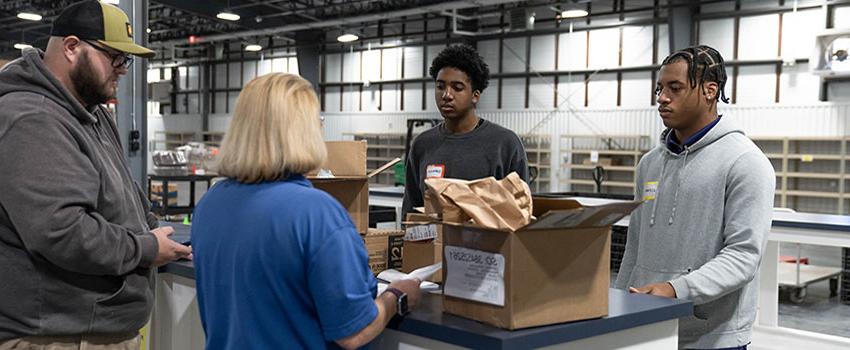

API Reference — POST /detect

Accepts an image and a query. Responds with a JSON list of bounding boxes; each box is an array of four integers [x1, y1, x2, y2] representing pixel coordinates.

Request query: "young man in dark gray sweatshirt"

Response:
[[401, 45, 529, 216], [0, 1, 191, 347], [614, 45, 775, 350]]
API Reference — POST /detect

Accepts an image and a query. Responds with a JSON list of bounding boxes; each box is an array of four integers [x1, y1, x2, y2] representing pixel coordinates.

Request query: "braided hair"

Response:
[[429, 44, 490, 93], [661, 45, 730, 104]]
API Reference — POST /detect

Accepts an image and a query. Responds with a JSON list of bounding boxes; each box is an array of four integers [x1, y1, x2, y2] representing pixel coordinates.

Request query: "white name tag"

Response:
[[444, 246, 505, 306], [404, 224, 438, 241], [643, 181, 658, 200], [426, 164, 445, 178]]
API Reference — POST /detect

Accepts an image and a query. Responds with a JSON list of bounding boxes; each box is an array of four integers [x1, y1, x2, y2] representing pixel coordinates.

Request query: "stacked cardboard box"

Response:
[[309, 141, 402, 275], [401, 213, 443, 283]]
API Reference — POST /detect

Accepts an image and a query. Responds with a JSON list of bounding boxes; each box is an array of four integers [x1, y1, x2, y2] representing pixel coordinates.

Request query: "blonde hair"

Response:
[[217, 73, 327, 183]]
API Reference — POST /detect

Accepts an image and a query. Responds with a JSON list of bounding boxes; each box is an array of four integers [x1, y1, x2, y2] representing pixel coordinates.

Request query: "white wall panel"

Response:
[[836, 6, 850, 27], [477, 82, 499, 111], [288, 57, 299, 75], [588, 28, 620, 69], [779, 63, 820, 103], [272, 57, 289, 73], [477, 40, 500, 72], [214, 64, 226, 89], [362, 50, 381, 83], [325, 54, 341, 82], [242, 61, 257, 86], [382, 48, 402, 80], [528, 77, 555, 109], [257, 59, 271, 76], [213, 92, 226, 114], [621, 72, 652, 108], [736, 65, 776, 105], [342, 85, 360, 111], [343, 51, 361, 82], [529, 35, 556, 72], [403, 46, 424, 78], [228, 62, 241, 88], [587, 73, 618, 108], [502, 37, 527, 73], [426, 45, 445, 73], [147, 68, 160, 83], [698, 19, 735, 59], [325, 87, 342, 112], [622, 26, 653, 67], [738, 14, 779, 60], [502, 78, 526, 109], [403, 83, 423, 111], [187, 66, 199, 90], [656, 24, 670, 63], [425, 82, 438, 112], [781, 9, 824, 59], [556, 75, 585, 109], [227, 93, 238, 113], [558, 31, 587, 70], [382, 84, 400, 112], [361, 84, 380, 112]]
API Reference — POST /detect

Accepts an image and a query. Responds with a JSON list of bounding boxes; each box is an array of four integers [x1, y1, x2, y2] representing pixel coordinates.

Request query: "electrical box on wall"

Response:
[[811, 28, 850, 77], [147, 81, 172, 103]]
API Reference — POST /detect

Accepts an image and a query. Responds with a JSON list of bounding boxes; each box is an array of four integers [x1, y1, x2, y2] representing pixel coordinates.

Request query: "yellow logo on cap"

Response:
[[126, 23, 133, 38]]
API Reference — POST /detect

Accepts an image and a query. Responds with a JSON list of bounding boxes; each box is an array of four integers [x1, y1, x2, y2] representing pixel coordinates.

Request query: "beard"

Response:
[[70, 50, 115, 106]]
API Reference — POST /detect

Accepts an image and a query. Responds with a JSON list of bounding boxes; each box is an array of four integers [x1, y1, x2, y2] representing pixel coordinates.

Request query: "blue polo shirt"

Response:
[[192, 175, 377, 349]]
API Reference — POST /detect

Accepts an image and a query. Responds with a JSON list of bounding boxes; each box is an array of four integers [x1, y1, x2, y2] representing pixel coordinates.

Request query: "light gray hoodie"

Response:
[[614, 117, 775, 349], [0, 48, 159, 340]]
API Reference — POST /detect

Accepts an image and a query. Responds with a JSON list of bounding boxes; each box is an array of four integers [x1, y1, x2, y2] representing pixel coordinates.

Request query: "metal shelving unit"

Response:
[[559, 135, 651, 196]]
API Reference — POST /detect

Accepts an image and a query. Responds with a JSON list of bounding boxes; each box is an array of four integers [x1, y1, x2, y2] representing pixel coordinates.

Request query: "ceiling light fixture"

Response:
[[244, 44, 262, 52], [337, 33, 359, 43], [14, 43, 32, 50], [17, 12, 42, 21], [102, 0, 120, 4], [216, 12, 240, 21], [560, 9, 589, 19]]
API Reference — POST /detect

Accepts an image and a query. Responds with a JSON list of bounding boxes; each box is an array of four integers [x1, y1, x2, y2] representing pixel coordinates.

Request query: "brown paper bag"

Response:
[[424, 172, 532, 231]]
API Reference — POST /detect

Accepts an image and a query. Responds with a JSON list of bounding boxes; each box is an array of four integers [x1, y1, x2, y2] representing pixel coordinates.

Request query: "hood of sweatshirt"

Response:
[[649, 117, 745, 226], [0, 47, 96, 132]]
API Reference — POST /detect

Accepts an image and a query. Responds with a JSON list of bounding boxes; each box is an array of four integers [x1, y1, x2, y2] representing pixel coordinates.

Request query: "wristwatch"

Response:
[[384, 287, 409, 316]]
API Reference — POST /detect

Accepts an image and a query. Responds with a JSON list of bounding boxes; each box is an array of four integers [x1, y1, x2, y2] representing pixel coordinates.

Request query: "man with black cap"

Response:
[[0, 1, 192, 348]]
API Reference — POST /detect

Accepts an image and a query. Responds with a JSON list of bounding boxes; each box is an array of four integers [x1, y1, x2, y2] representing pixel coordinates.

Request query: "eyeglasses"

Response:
[[84, 40, 133, 69]]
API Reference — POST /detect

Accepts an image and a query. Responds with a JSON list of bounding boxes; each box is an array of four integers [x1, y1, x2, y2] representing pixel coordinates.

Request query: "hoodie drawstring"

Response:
[[649, 147, 690, 226]]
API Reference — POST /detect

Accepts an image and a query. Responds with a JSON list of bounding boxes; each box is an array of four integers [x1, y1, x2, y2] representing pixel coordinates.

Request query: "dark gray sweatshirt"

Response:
[[402, 119, 529, 216], [0, 48, 159, 340]]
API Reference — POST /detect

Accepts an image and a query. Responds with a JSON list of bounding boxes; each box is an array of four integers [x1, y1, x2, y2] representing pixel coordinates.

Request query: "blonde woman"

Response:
[[191, 73, 421, 350]]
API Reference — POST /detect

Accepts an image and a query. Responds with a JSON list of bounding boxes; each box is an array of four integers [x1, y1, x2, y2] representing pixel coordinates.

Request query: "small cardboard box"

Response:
[[401, 213, 443, 283], [362, 228, 404, 275], [441, 197, 641, 330], [309, 141, 398, 233]]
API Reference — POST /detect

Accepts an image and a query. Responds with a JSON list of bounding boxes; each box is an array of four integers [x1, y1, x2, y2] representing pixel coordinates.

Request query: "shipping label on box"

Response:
[[404, 224, 438, 241], [444, 245, 505, 306]]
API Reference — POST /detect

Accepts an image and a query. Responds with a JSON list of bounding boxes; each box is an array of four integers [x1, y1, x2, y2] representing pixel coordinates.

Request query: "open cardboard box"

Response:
[[401, 213, 443, 283], [362, 228, 404, 275], [440, 197, 641, 330], [308, 141, 399, 233]]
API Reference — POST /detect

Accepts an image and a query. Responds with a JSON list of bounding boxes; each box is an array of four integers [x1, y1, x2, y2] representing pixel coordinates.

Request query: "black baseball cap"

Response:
[[51, 0, 155, 58]]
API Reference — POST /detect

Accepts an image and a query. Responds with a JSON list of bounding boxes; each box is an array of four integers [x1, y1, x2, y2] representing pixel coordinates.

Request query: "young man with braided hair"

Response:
[[614, 45, 775, 350], [401, 44, 529, 216]]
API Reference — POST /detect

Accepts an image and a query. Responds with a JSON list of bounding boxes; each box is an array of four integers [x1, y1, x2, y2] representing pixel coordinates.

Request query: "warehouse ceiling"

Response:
[[0, 0, 618, 60]]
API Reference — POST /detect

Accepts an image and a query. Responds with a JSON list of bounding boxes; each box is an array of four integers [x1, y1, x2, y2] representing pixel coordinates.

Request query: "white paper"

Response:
[[405, 224, 438, 241], [443, 246, 505, 306], [376, 262, 443, 294], [590, 151, 600, 163]]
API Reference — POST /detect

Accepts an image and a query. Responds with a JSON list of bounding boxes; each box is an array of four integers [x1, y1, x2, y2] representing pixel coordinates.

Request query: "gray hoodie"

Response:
[[614, 117, 775, 349], [0, 48, 159, 340]]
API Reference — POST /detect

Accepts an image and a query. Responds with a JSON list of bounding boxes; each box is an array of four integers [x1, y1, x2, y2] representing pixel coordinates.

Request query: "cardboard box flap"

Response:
[[368, 157, 402, 178], [525, 200, 641, 230], [309, 141, 367, 176]]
